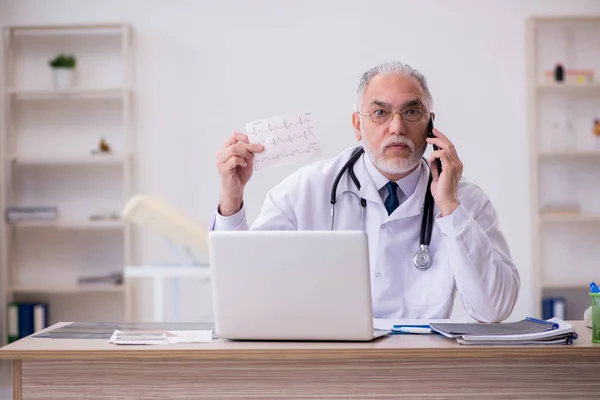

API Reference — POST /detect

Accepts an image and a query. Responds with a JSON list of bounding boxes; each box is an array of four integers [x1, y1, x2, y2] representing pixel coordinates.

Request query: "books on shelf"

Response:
[[5, 206, 58, 222], [542, 297, 567, 320], [7, 302, 49, 343]]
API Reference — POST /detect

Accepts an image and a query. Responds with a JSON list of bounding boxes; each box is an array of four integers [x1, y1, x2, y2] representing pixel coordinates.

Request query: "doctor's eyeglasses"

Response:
[[357, 108, 429, 125]]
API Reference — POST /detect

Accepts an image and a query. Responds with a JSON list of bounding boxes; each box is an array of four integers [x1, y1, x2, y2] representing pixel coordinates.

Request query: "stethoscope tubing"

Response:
[[329, 146, 434, 270]]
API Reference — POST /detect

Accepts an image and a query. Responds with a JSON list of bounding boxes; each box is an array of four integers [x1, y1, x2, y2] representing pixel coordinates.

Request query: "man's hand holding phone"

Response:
[[426, 122, 463, 217]]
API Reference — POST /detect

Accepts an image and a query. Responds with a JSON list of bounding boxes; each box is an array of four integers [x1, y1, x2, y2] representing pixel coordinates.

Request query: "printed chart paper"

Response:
[[246, 112, 321, 170], [108, 330, 213, 345]]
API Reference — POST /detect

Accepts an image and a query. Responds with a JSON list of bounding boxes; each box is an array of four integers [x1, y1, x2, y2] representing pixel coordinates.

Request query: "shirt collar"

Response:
[[363, 151, 423, 199]]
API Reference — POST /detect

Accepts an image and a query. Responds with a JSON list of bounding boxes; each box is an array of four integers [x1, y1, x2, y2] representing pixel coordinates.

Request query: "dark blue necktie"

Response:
[[384, 181, 400, 215]]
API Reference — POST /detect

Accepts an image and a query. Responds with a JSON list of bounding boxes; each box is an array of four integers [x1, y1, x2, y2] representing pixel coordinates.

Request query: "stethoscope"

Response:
[[329, 146, 436, 270]]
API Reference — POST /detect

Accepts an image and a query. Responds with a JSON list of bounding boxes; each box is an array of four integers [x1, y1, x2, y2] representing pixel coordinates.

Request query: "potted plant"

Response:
[[48, 54, 77, 89]]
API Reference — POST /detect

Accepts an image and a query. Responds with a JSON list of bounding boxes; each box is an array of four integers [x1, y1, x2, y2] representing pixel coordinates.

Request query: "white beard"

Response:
[[361, 132, 425, 175]]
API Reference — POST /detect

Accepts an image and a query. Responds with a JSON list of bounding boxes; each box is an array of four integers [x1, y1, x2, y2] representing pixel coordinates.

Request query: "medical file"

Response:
[[432, 318, 577, 345]]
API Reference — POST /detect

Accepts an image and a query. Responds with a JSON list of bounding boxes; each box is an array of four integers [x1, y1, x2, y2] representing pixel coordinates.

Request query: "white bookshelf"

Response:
[[539, 213, 600, 223], [8, 88, 128, 100], [536, 82, 600, 93], [527, 16, 600, 320], [537, 150, 600, 158], [8, 220, 125, 229], [8, 153, 128, 165], [0, 23, 135, 344], [10, 285, 125, 294]]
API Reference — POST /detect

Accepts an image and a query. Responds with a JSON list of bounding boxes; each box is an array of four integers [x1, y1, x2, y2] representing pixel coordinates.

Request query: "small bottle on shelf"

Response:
[[554, 63, 564, 83]]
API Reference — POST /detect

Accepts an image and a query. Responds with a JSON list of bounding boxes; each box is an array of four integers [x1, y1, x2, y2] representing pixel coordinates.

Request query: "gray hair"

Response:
[[355, 61, 433, 112]]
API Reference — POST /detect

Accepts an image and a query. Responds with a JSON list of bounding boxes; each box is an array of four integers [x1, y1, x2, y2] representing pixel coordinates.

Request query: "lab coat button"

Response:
[[381, 224, 386, 229], [375, 272, 381, 278]]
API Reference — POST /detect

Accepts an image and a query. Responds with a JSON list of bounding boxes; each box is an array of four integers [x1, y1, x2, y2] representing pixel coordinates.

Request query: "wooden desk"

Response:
[[0, 321, 598, 399]]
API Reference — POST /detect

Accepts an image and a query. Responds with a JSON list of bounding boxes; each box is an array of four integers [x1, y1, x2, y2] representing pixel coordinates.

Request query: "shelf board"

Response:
[[9, 154, 127, 166], [531, 16, 600, 23], [538, 150, 600, 158], [540, 282, 591, 290], [539, 213, 600, 223], [10, 285, 125, 294], [8, 23, 126, 35], [8, 220, 124, 230], [536, 82, 600, 93], [8, 88, 128, 100]]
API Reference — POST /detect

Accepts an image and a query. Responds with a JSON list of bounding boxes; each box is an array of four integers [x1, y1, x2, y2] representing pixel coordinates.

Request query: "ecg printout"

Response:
[[246, 112, 321, 171]]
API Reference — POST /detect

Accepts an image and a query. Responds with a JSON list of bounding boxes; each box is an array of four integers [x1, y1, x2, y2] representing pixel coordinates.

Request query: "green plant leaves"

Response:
[[49, 54, 77, 68]]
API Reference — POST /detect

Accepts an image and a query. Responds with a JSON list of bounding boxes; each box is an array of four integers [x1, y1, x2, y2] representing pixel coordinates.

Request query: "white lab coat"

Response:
[[211, 146, 520, 322]]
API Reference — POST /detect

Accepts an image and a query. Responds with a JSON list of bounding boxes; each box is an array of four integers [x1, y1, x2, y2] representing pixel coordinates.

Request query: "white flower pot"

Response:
[[51, 68, 76, 90]]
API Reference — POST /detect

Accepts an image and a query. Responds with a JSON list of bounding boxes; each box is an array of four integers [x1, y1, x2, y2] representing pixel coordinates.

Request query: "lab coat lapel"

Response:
[[388, 159, 430, 221]]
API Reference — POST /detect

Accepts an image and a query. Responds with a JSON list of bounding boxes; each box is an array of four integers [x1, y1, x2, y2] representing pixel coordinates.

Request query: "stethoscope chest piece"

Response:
[[413, 245, 433, 270]]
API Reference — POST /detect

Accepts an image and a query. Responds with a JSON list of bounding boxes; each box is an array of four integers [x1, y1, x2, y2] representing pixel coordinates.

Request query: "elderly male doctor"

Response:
[[211, 61, 520, 323]]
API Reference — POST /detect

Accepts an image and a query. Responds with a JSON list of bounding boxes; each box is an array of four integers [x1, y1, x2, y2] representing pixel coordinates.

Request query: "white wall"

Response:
[[2, 0, 600, 321]]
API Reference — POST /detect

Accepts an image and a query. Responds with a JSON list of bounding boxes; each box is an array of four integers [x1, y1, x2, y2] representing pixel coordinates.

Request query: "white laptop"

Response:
[[208, 230, 388, 341]]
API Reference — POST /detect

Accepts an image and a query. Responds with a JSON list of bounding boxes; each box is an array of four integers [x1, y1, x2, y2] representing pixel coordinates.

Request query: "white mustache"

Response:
[[379, 136, 415, 153]]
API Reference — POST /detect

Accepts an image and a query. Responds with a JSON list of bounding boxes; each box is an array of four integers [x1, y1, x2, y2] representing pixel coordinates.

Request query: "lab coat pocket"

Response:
[[402, 251, 453, 307]]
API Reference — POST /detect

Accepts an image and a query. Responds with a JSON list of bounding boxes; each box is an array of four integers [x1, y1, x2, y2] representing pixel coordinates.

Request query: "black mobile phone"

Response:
[[428, 117, 443, 174]]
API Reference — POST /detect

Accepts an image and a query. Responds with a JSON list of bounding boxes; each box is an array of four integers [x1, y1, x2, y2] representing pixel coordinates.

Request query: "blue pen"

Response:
[[392, 324, 434, 334], [525, 316, 559, 329], [392, 327, 432, 334]]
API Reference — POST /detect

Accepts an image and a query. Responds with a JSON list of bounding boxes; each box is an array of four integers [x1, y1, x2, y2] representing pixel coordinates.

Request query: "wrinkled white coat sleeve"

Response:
[[209, 204, 249, 231], [435, 202, 520, 323], [209, 184, 297, 231]]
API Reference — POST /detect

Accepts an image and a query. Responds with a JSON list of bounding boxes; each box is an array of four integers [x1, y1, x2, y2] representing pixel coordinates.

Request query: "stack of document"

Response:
[[430, 318, 577, 345], [108, 330, 213, 345], [5, 206, 58, 222]]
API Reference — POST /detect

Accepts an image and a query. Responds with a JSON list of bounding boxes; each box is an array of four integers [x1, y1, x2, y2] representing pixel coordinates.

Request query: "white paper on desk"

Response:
[[246, 112, 321, 170], [109, 330, 168, 345], [166, 330, 213, 343], [109, 330, 212, 345], [373, 318, 467, 331]]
